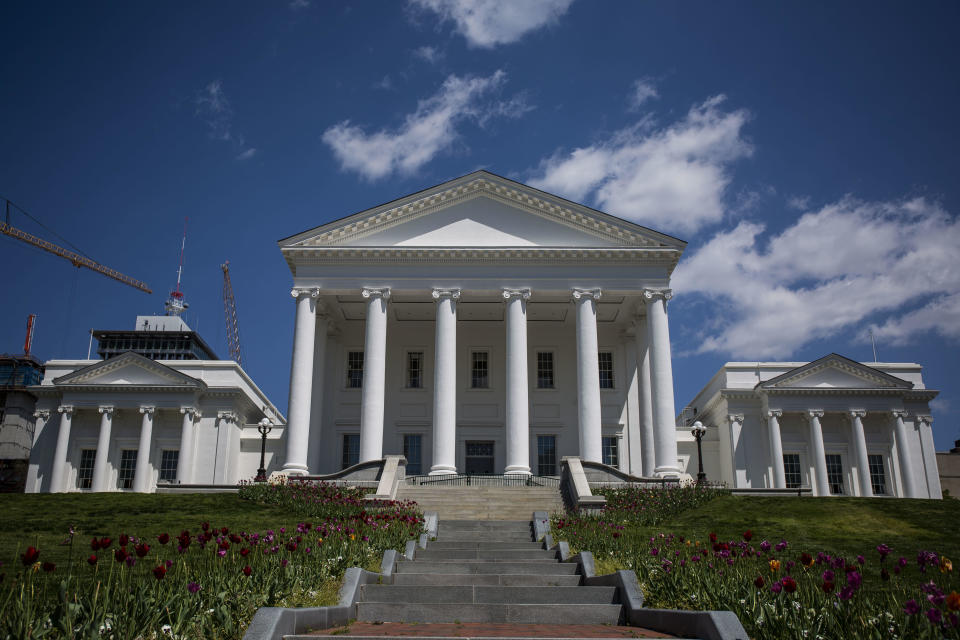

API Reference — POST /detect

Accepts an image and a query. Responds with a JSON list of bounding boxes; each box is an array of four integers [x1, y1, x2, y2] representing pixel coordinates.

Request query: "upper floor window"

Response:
[[406, 351, 424, 389], [118, 450, 137, 489], [598, 352, 614, 389], [77, 449, 96, 489], [536, 352, 555, 389], [783, 453, 802, 489], [825, 454, 845, 495], [346, 351, 364, 388], [159, 450, 179, 483], [471, 351, 489, 389], [868, 454, 887, 496]]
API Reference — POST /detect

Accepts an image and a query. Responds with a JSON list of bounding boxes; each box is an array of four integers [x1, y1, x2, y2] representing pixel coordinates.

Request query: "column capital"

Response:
[[805, 410, 824, 420], [915, 414, 933, 426], [766, 409, 782, 419], [290, 287, 321, 299], [180, 406, 198, 418], [361, 287, 391, 300], [217, 410, 239, 424], [890, 409, 908, 419], [571, 288, 601, 301], [140, 406, 156, 415], [34, 409, 51, 420], [432, 288, 462, 301], [98, 406, 115, 416], [849, 410, 867, 419], [642, 288, 673, 302], [727, 413, 745, 425], [58, 405, 74, 416], [502, 288, 531, 300]]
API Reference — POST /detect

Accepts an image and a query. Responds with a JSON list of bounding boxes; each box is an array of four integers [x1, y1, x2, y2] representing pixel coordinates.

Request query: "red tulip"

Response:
[[87, 554, 98, 566], [157, 533, 170, 545], [21, 546, 40, 566], [782, 576, 797, 593], [99, 537, 112, 549], [90, 538, 101, 551], [119, 534, 129, 547], [754, 576, 765, 588], [242, 565, 252, 576], [743, 530, 753, 542], [152, 565, 166, 580]]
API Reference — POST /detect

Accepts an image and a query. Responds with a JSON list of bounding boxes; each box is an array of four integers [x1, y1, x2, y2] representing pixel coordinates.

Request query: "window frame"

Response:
[[536, 434, 557, 476], [117, 449, 138, 490], [783, 453, 803, 489], [536, 351, 555, 390], [598, 351, 615, 390], [470, 350, 490, 390], [825, 453, 845, 495], [867, 453, 888, 496], [341, 433, 360, 470], [405, 350, 425, 390], [159, 449, 179, 483], [76, 448, 96, 489], [345, 350, 364, 389], [601, 435, 619, 467], [403, 434, 423, 475]]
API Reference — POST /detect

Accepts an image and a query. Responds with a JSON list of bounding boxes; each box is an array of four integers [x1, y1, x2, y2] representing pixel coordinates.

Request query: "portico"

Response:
[[278, 171, 688, 478]]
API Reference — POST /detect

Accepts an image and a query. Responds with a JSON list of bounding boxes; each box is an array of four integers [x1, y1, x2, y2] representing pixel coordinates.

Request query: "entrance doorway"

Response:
[[464, 441, 495, 474]]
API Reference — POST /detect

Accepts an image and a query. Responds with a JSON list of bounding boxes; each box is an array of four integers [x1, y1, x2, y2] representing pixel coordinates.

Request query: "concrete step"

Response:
[[426, 541, 544, 550], [441, 520, 532, 528], [396, 561, 578, 575], [438, 533, 534, 542], [391, 572, 582, 587], [360, 585, 617, 605], [415, 549, 558, 561], [356, 602, 623, 625]]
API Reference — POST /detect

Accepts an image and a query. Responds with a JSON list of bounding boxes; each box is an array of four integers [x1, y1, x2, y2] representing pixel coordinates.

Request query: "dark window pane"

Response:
[[403, 435, 422, 475], [537, 435, 556, 476], [783, 454, 801, 489], [117, 450, 137, 489], [347, 351, 364, 388], [598, 352, 614, 389], [341, 434, 360, 469], [825, 454, 844, 495], [602, 436, 618, 467], [537, 352, 554, 389], [77, 449, 96, 489], [407, 352, 424, 389], [471, 352, 489, 389], [868, 454, 887, 496], [159, 450, 179, 482]]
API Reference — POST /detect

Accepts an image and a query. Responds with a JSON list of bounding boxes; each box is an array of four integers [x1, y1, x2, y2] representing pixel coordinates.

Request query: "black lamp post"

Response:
[[255, 418, 273, 482], [690, 421, 707, 485]]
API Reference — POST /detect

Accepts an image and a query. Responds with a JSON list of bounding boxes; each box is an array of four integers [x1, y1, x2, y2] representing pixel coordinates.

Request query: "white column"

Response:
[[283, 287, 319, 474], [359, 288, 390, 462], [727, 414, 746, 488], [916, 415, 942, 499], [307, 312, 329, 474], [849, 410, 873, 497], [48, 406, 73, 493], [134, 407, 155, 493], [177, 407, 197, 485], [573, 288, 602, 463], [892, 410, 919, 498], [430, 288, 460, 475], [806, 410, 830, 496], [633, 316, 656, 477], [766, 410, 785, 488], [92, 406, 114, 492], [504, 288, 532, 475], [644, 289, 681, 476]]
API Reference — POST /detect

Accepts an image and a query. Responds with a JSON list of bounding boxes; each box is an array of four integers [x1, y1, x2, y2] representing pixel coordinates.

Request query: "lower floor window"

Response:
[[159, 450, 179, 483], [342, 434, 360, 469], [77, 449, 96, 489], [602, 436, 618, 467], [868, 454, 887, 495], [825, 454, 844, 495], [117, 450, 137, 489], [403, 435, 422, 475], [783, 454, 802, 489], [537, 435, 557, 476]]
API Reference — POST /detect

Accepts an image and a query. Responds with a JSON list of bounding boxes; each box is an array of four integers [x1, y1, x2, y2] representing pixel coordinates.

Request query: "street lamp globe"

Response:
[[690, 420, 708, 484]]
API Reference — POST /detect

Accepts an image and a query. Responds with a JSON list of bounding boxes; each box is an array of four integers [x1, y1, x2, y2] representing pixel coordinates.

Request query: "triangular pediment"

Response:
[[54, 352, 205, 388], [280, 171, 686, 250], [758, 354, 913, 391]]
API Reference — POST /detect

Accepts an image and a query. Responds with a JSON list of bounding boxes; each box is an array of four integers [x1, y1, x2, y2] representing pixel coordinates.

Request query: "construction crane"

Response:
[[1, 197, 152, 294], [221, 260, 243, 365]]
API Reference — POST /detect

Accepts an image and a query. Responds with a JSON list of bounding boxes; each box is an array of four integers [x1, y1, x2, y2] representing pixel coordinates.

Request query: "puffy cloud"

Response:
[[323, 70, 528, 180], [529, 95, 752, 234], [672, 197, 960, 357], [409, 0, 574, 48], [629, 78, 658, 110], [413, 45, 443, 64]]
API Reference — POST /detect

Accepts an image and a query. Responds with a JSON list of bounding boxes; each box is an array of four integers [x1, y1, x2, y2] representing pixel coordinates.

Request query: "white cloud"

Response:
[[372, 75, 394, 91], [236, 148, 257, 161], [409, 0, 574, 48], [786, 195, 810, 210], [629, 78, 658, 110], [195, 80, 256, 158], [672, 197, 960, 357], [529, 95, 752, 234], [323, 70, 528, 180], [413, 45, 443, 64]]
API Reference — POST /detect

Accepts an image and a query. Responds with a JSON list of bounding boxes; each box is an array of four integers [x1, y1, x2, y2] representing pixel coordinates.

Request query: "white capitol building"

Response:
[[22, 171, 942, 498]]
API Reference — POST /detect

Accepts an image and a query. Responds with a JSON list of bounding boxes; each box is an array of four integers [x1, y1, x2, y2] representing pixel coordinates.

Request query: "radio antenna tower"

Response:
[[221, 260, 243, 365], [165, 218, 189, 316]]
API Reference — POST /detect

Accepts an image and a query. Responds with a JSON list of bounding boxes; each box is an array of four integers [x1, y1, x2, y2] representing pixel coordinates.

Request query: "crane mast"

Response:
[[221, 260, 243, 365]]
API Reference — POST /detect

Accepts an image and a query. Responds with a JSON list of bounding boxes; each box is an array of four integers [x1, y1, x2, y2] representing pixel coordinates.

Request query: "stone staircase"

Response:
[[354, 520, 623, 625], [396, 485, 565, 520]]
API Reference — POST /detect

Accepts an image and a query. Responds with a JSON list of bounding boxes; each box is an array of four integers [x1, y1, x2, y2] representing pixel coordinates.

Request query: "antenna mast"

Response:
[[221, 260, 243, 365], [23, 314, 36, 355], [870, 329, 879, 363], [165, 218, 189, 316]]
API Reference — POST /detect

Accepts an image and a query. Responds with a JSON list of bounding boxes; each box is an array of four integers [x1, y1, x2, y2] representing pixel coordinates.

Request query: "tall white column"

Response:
[[504, 288, 532, 475], [727, 414, 746, 488], [806, 410, 830, 496], [916, 415, 942, 499], [177, 407, 197, 485], [430, 288, 460, 475], [283, 287, 319, 474], [573, 289, 602, 463], [134, 407, 154, 493], [766, 410, 785, 488], [307, 312, 329, 474], [633, 316, 656, 477], [359, 288, 390, 462], [49, 406, 73, 493], [849, 410, 873, 497], [644, 289, 681, 476], [92, 406, 114, 492], [892, 410, 918, 498]]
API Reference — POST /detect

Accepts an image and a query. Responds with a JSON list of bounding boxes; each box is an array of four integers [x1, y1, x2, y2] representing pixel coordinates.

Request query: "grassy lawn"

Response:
[[0, 492, 304, 567]]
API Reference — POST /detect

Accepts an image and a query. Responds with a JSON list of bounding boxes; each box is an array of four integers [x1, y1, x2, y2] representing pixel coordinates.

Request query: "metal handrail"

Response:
[[405, 474, 561, 487]]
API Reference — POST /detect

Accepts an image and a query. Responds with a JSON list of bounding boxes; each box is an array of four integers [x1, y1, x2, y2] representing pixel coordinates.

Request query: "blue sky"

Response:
[[2, 1, 959, 449]]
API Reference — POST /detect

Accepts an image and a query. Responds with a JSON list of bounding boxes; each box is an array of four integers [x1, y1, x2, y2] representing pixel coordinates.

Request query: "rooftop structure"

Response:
[[93, 315, 218, 361]]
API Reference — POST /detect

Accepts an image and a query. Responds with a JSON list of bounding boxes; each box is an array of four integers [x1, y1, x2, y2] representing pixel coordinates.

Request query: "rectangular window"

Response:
[[825, 454, 844, 495], [537, 435, 557, 476], [536, 352, 555, 389], [783, 454, 802, 489], [868, 454, 887, 496], [341, 434, 360, 470], [403, 434, 422, 475], [406, 352, 424, 389], [77, 449, 96, 489], [346, 351, 364, 388], [159, 450, 179, 483], [602, 436, 619, 467], [598, 352, 614, 389], [117, 450, 137, 489], [471, 351, 489, 389]]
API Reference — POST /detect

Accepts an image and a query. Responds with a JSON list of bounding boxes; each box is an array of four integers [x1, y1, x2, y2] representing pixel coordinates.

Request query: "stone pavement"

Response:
[[306, 621, 676, 637]]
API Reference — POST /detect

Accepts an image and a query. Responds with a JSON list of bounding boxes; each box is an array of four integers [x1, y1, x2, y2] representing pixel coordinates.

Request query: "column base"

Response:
[[504, 466, 532, 476], [428, 466, 457, 476], [654, 466, 682, 478], [282, 464, 309, 475]]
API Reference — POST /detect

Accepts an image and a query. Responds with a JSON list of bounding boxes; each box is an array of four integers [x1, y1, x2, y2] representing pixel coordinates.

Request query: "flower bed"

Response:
[[1, 480, 423, 639], [552, 486, 959, 639]]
